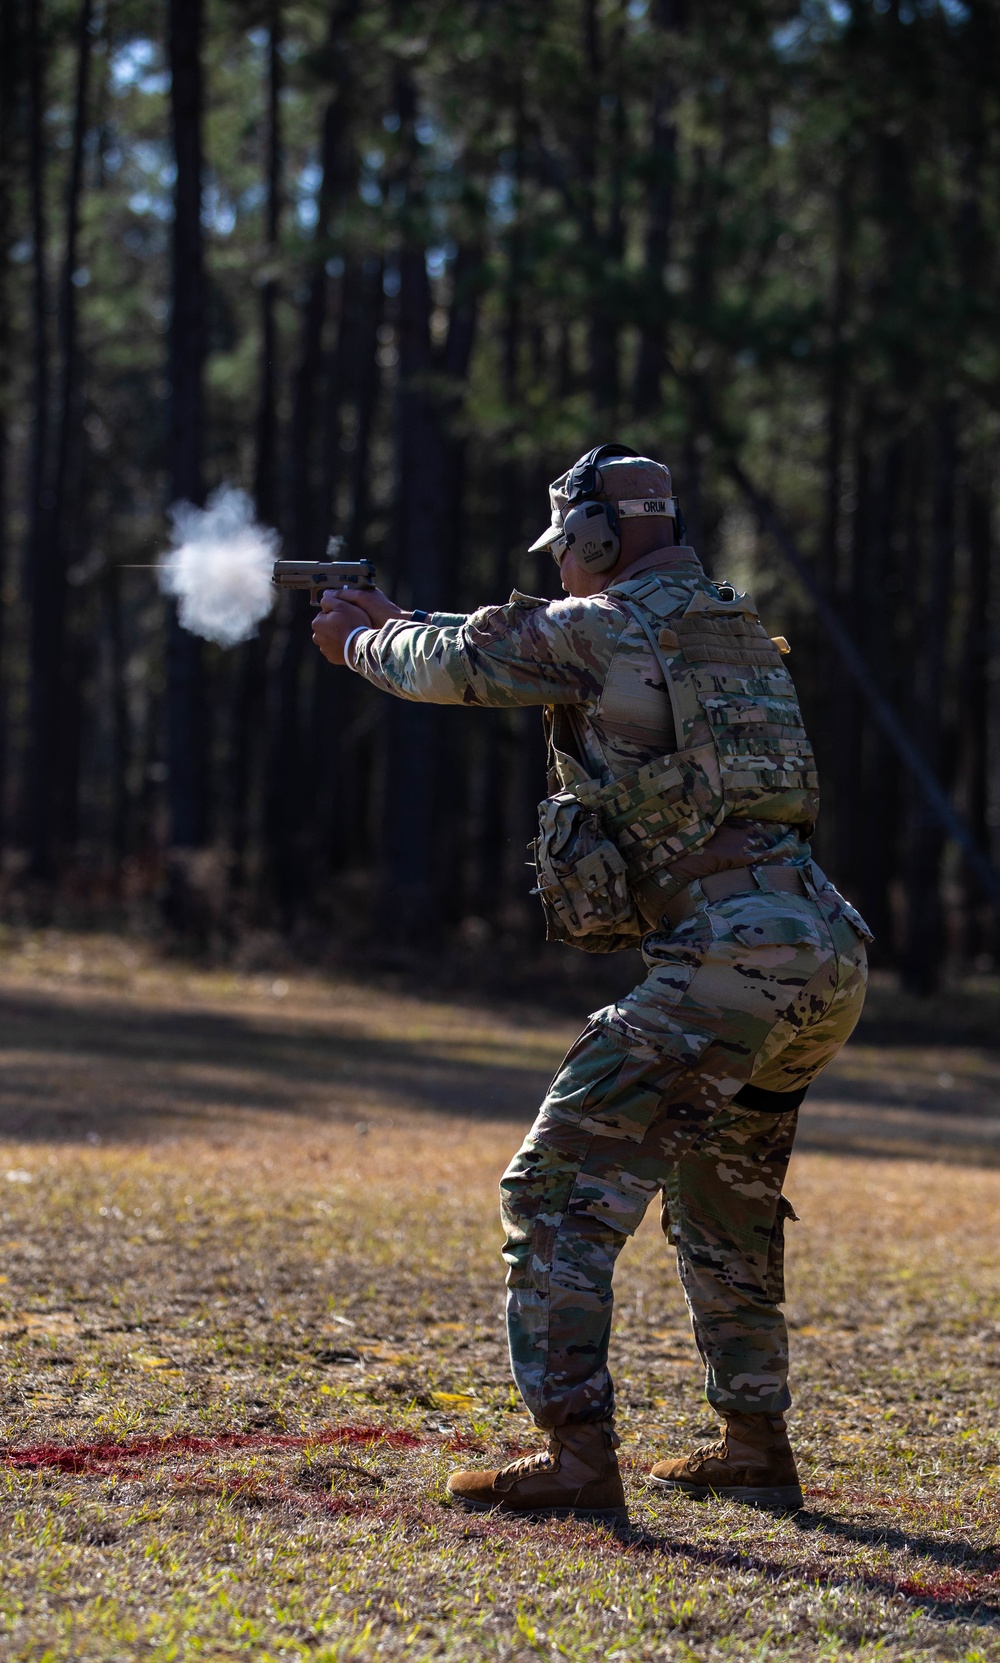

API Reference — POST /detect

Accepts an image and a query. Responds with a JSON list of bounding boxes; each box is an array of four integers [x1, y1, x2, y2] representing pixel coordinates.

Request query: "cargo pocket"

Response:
[[566, 1162, 662, 1237], [576, 1017, 716, 1144], [538, 1024, 635, 1132], [765, 1195, 799, 1304]]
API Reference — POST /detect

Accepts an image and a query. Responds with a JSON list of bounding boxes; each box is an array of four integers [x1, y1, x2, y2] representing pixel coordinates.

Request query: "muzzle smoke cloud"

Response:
[[158, 486, 279, 647]]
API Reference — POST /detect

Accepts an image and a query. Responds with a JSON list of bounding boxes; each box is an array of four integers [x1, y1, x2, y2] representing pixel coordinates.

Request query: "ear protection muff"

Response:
[[562, 498, 622, 572], [561, 442, 637, 574]]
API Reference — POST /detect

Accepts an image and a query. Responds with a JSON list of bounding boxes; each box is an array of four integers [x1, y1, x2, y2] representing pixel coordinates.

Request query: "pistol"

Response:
[[272, 540, 375, 608]]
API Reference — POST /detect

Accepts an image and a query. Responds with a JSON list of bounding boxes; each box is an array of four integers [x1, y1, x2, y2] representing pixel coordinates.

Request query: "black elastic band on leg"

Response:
[[732, 1081, 809, 1114]]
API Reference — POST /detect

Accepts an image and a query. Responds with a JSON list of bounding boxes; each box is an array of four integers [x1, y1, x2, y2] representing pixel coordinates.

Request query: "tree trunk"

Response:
[[476, 102, 523, 922], [379, 237, 447, 942], [309, 262, 357, 878], [580, 0, 619, 413], [442, 246, 483, 596], [0, 0, 18, 850], [166, 0, 208, 878], [231, 6, 282, 890], [820, 179, 852, 595], [900, 409, 958, 994], [961, 481, 991, 959], [253, 3, 281, 529], [346, 256, 384, 550], [378, 64, 480, 943], [25, 0, 52, 875], [437, 246, 483, 925], [831, 433, 866, 898], [856, 437, 903, 949], [633, 0, 686, 416], [811, 177, 854, 897], [953, 52, 989, 960], [103, 567, 129, 868], [325, 256, 384, 885], [264, 254, 326, 922], [49, 0, 94, 858], [478, 220, 521, 919], [265, 1, 359, 924]]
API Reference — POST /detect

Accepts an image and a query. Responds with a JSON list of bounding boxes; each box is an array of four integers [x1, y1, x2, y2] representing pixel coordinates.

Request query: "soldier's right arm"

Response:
[[348, 592, 626, 709]]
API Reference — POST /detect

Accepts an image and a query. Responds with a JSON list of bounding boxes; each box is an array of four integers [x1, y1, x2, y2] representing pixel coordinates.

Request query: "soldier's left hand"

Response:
[[324, 585, 402, 629], [312, 595, 370, 665]]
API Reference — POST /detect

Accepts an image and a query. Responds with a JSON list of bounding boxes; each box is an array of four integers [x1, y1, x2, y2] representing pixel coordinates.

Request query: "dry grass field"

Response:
[[0, 928, 999, 1662]]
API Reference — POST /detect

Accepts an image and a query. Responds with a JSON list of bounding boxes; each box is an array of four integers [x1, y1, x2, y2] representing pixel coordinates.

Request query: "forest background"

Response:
[[1, 0, 998, 995]]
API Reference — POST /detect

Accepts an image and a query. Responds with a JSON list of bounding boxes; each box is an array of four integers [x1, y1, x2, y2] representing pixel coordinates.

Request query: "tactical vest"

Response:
[[533, 568, 820, 950]]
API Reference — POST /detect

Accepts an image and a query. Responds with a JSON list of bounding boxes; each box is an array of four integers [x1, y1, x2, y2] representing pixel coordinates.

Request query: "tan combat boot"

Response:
[[648, 1411, 803, 1511], [447, 1420, 628, 1522]]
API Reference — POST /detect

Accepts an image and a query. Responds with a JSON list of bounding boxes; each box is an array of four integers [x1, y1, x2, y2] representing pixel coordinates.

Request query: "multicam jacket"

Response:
[[351, 546, 819, 932]]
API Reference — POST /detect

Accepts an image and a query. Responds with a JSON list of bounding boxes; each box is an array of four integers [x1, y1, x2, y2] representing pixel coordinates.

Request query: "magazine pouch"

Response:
[[532, 791, 641, 953]]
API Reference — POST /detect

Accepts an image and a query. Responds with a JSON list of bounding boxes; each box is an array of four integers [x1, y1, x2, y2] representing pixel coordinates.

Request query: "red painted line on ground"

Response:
[[1, 1422, 424, 1476], [896, 1572, 1000, 1602], [5, 1436, 999, 1608]]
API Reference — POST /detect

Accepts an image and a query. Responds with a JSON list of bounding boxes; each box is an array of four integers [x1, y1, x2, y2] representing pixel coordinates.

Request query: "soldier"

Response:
[[312, 445, 871, 1522]]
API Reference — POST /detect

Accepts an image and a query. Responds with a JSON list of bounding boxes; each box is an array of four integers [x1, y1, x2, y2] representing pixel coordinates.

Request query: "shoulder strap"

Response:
[[618, 597, 687, 751], [620, 598, 676, 684]]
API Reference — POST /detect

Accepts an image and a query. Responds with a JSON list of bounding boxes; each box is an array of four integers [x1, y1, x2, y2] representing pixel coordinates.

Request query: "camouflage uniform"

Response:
[[349, 543, 869, 1429], [500, 884, 866, 1425]]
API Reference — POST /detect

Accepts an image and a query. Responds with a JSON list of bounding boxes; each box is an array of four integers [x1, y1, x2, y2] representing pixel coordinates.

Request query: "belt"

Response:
[[662, 863, 812, 929]]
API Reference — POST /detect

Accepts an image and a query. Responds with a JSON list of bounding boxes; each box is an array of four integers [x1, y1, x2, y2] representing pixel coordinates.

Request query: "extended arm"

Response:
[[343, 592, 626, 709]]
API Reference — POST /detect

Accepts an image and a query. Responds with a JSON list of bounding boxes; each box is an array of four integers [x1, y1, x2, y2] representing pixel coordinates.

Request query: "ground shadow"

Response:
[[608, 1510, 1000, 1627], [799, 1506, 1000, 1575], [0, 985, 542, 1140], [3, 982, 1000, 1164]]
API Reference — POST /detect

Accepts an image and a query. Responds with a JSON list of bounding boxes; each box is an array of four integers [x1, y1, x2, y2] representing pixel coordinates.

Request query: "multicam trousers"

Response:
[[501, 873, 869, 1428]]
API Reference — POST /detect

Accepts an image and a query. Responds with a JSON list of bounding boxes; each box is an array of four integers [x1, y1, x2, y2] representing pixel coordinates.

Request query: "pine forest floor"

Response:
[[0, 928, 999, 1662]]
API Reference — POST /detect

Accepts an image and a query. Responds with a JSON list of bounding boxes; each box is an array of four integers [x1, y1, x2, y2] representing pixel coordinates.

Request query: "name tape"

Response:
[[618, 497, 677, 518]]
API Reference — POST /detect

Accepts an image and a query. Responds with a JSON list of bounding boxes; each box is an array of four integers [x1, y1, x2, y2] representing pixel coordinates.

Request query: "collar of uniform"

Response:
[[603, 544, 704, 589]]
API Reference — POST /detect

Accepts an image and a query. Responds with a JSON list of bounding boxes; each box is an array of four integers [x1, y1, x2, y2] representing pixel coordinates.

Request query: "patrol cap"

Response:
[[528, 454, 676, 554]]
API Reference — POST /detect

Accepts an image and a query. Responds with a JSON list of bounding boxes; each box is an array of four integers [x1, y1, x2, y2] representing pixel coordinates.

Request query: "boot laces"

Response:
[[688, 1438, 727, 1471], [496, 1447, 557, 1483]]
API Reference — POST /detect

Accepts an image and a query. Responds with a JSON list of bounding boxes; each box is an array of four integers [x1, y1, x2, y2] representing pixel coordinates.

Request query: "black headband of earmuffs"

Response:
[[564, 443, 639, 505]]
